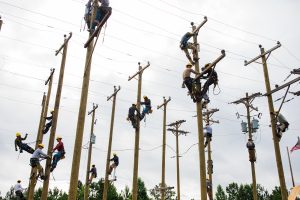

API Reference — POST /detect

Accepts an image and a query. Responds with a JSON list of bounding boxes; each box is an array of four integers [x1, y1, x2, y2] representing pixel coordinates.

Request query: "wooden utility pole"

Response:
[[244, 42, 288, 200], [41, 33, 72, 200], [84, 104, 98, 200], [27, 69, 55, 199], [157, 96, 171, 200], [68, 1, 99, 198], [231, 92, 261, 200], [167, 120, 189, 200], [128, 62, 150, 200], [102, 86, 121, 200], [0, 16, 2, 31], [203, 108, 219, 200], [286, 146, 295, 187]]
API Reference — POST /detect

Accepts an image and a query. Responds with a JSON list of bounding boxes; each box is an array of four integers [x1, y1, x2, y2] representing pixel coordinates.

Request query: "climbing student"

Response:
[[84, 0, 93, 29], [206, 178, 213, 200], [30, 144, 50, 180], [275, 111, 289, 141], [43, 110, 54, 134], [50, 136, 65, 172], [199, 63, 218, 99], [180, 32, 197, 65], [108, 153, 119, 175], [15, 132, 34, 154], [127, 104, 140, 129], [246, 138, 255, 150], [88, 164, 97, 184], [246, 139, 256, 162], [14, 180, 25, 200], [90, 0, 111, 33], [140, 95, 152, 120], [182, 63, 200, 102], [204, 124, 212, 148]]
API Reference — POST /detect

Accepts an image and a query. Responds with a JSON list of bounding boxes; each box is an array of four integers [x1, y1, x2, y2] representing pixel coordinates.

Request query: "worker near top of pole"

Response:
[[203, 124, 212, 148], [179, 31, 197, 65], [15, 132, 34, 154], [43, 110, 54, 134], [50, 136, 65, 172], [182, 63, 200, 102], [108, 153, 119, 175], [88, 164, 97, 184], [246, 139, 256, 162], [140, 95, 152, 120], [199, 63, 218, 101], [14, 180, 25, 200], [87, 0, 110, 34], [127, 104, 140, 129], [275, 111, 289, 141], [30, 144, 50, 180]]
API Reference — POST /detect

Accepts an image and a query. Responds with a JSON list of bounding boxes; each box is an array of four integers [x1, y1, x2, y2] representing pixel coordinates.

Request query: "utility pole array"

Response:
[[41, 33, 72, 200], [84, 104, 98, 200], [167, 120, 189, 200], [203, 107, 219, 200], [245, 42, 290, 200], [128, 62, 150, 200], [157, 96, 171, 200], [102, 86, 121, 200], [27, 68, 55, 199], [230, 92, 261, 200]]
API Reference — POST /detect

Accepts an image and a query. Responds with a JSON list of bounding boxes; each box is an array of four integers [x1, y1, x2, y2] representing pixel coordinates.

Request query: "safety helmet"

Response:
[[16, 132, 21, 137], [50, 110, 54, 113], [186, 63, 192, 68], [113, 153, 117, 156], [143, 95, 147, 99], [92, 164, 95, 167], [38, 143, 44, 148], [17, 180, 21, 183], [132, 103, 136, 106], [56, 136, 62, 140], [204, 63, 210, 69]]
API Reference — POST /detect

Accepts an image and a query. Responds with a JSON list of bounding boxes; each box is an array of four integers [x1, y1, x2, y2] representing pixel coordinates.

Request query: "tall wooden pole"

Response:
[[286, 146, 295, 187], [157, 97, 171, 200], [102, 86, 121, 200], [245, 93, 258, 200], [68, 1, 98, 198], [129, 62, 150, 200], [260, 47, 288, 200], [27, 69, 55, 199], [41, 33, 72, 200], [84, 104, 98, 200]]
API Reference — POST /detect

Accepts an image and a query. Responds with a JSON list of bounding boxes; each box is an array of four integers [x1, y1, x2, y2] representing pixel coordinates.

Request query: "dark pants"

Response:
[[129, 115, 137, 128], [91, 6, 110, 30], [20, 143, 34, 154], [15, 191, 25, 200], [201, 77, 216, 97], [43, 121, 52, 134], [51, 151, 64, 170], [141, 106, 151, 120], [184, 77, 193, 93]]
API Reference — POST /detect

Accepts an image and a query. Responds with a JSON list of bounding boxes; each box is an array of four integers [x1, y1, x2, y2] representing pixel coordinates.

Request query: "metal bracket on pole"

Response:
[[194, 50, 226, 81], [128, 62, 150, 81], [88, 104, 99, 115], [107, 86, 121, 101], [45, 68, 55, 85], [191, 16, 208, 35], [55, 33, 72, 56], [263, 76, 300, 96], [157, 96, 171, 110]]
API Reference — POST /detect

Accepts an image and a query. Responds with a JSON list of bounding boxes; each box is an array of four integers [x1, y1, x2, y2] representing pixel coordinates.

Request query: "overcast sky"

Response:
[[0, 0, 300, 199]]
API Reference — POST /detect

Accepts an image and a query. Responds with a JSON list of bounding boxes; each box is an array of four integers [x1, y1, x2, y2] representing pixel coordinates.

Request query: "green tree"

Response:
[[226, 182, 239, 200], [120, 185, 131, 200], [269, 186, 281, 200], [215, 185, 227, 200], [137, 178, 150, 200]]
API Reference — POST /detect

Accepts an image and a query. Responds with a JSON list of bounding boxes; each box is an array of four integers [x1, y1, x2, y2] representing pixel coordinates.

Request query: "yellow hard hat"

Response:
[[16, 132, 21, 137], [56, 136, 62, 140], [38, 143, 44, 148], [113, 152, 117, 156], [186, 63, 192, 68], [50, 110, 54, 113], [143, 95, 147, 99], [204, 63, 210, 68]]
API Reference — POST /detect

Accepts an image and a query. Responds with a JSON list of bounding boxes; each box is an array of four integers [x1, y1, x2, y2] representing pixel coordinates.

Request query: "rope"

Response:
[[213, 84, 221, 95]]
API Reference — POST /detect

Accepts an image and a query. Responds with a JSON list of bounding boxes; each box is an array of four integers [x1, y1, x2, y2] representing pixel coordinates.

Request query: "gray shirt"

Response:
[[277, 113, 288, 124], [31, 148, 48, 159]]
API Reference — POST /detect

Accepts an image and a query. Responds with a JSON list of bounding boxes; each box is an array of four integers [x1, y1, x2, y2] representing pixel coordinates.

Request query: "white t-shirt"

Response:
[[14, 183, 24, 192]]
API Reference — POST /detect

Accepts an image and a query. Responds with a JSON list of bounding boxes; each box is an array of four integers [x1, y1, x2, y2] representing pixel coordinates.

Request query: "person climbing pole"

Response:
[[14, 180, 25, 200], [204, 124, 212, 148], [88, 164, 97, 184], [30, 144, 50, 180], [182, 63, 200, 102], [199, 63, 218, 101], [180, 32, 197, 65], [90, 0, 111, 34], [140, 95, 152, 120], [50, 136, 65, 172], [127, 104, 140, 129], [84, 0, 93, 29], [108, 153, 119, 176], [275, 111, 289, 141], [206, 178, 213, 200], [15, 132, 34, 154], [246, 139, 256, 162], [43, 110, 54, 134]]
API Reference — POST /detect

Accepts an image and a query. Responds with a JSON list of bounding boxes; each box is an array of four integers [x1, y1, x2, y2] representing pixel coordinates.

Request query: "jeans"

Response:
[[52, 151, 63, 169]]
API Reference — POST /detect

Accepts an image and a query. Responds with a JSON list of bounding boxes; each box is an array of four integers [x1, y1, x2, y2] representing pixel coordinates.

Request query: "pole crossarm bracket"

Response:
[[191, 16, 208, 35], [107, 86, 121, 101], [263, 76, 300, 96], [167, 128, 189, 136], [291, 68, 300, 75], [45, 68, 55, 85], [128, 62, 150, 81], [202, 108, 219, 116], [244, 41, 281, 66], [230, 92, 262, 105], [203, 118, 219, 124], [167, 120, 186, 127], [55, 32, 72, 56], [88, 104, 98, 115], [157, 96, 171, 110], [289, 91, 300, 96], [194, 50, 226, 81]]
